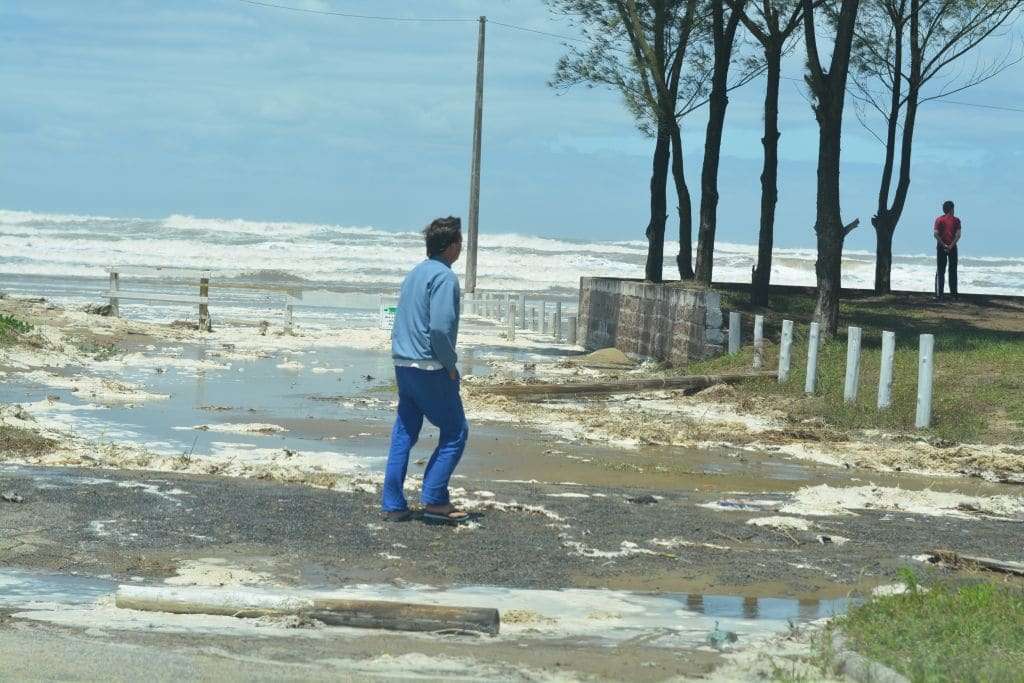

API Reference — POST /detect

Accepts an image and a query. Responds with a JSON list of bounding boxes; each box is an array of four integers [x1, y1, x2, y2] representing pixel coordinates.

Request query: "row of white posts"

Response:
[[728, 312, 936, 429], [465, 292, 577, 345]]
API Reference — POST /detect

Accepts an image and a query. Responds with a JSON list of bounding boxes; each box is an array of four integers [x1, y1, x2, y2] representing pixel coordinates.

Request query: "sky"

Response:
[[2, 0, 1023, 256]]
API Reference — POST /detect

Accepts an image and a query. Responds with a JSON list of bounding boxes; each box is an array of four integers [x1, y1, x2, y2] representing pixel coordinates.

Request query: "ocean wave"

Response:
[[2, 208, 1024, 297]]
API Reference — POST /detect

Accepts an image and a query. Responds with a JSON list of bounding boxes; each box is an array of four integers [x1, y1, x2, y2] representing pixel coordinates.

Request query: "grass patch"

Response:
[[686, 287, 1024, 444], [0, 314, 33, 346], [0, 424, 57, 457], [70, 337, 121, 361], [833, 572, 1024, 682]]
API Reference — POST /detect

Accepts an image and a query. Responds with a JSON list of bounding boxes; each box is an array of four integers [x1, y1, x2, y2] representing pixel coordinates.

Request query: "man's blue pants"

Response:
[[382, 366, 469, 512]]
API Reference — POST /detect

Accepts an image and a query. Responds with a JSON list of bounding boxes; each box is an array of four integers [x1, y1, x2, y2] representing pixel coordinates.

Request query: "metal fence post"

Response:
[[778, 320, 794, 384], [916, 334, 935, 429], [804, 322, 820, 395], [728, 311, 741, 355], [752, 314, 764, 369], [843, 326, 863, 403], [878, 330, 896, 409]]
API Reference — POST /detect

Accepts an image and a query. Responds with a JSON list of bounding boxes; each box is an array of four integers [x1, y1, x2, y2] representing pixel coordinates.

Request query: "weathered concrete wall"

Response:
[[577, 277, 724, 366]]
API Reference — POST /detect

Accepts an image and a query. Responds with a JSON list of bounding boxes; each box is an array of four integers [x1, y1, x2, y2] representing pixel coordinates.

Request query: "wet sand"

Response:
[[3, 294, 1024, 680]]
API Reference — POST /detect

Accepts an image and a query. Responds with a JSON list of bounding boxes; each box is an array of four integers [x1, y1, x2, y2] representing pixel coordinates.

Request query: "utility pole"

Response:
[[465, 15, 486, 294]]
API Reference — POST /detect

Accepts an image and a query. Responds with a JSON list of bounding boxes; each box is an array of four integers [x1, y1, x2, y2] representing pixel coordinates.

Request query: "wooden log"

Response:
[[553, 301, 562, 340], [108, 271, 120, 318], [114, 587, 500, 635], [198, 277, 211, 332], [507, 304, 516, 341], [476, 371, 776, 398], [926, 550, 1024, 577], [567, 315, 578, 345], [518, 292, 527, 329]]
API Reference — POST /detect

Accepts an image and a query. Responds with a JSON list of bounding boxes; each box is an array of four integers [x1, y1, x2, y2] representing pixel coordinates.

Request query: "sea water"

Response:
[[4, 209, 1024, 304]]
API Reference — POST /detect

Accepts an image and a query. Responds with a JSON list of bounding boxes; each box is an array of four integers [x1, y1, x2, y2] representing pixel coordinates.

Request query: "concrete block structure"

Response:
[[576, 277, 724, 367]]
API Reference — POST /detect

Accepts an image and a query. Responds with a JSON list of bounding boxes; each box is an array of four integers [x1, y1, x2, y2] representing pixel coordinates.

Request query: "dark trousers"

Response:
[[935, 244, 958, 297]]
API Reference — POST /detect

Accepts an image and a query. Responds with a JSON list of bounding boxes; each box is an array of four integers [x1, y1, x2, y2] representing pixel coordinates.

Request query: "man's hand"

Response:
[[449, 369, 459, 381]]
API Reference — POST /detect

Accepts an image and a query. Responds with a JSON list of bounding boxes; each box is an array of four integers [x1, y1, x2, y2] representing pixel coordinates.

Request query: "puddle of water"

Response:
[[0, 570, 117, 607], [2, 568, 852, 648]]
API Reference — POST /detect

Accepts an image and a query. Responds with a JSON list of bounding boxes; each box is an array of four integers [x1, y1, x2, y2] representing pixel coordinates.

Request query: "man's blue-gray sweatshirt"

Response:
[[391, 256, 460, 372]]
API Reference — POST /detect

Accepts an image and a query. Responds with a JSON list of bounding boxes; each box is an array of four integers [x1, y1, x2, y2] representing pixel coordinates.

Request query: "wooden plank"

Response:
[[104, 290, 209, 305], [475, 371, 776, 398], [115, 588, 500, 635]]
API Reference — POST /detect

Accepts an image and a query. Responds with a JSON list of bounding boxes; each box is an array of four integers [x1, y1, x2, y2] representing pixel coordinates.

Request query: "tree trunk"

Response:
[[873, 215, 895, 293], [694, 1, 741, 285], [670, 121, 694, 279], [645, 124, 671, 283], [813, 116, 845, 336], [750, 45, 782, 306]]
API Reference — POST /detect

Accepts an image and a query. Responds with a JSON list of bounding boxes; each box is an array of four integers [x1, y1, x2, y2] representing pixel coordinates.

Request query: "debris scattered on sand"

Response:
[[187, 423, 289, 435], [779, 484, 1024, 520], [746, 516, 814, 532], [164, 558, 275, 587]]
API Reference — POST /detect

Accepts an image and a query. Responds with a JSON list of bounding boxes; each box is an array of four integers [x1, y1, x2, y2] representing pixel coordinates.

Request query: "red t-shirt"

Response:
[[934, 214, 961, 246]]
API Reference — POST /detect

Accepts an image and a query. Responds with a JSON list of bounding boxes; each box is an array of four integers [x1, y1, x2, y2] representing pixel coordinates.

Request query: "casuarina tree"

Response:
[[852, 0, 1023, 293], [730, 0, 815, 305], [693, 0, 749, 284], [803, 0, 862, 337], [548, 0, 705, 282]]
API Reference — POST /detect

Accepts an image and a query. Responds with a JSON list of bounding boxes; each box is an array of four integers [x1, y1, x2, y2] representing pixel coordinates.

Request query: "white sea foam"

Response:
[[3, 208, 1024, 296]]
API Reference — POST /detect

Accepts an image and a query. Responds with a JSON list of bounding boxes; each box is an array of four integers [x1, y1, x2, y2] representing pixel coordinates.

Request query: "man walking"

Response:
[[933, 200, 961, 300], [382, 216, 469, 523]]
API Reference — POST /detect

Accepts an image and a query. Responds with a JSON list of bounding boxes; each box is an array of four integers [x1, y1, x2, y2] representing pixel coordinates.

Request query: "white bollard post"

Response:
[[505, 292, 512, 325], [540, 301, 547, 334], [804, 322, 821, 395], [916, 334, 935, 429], [728, 311, 741, 355], [567, 315, 577, 345], [843, 326, 863, 403], [778, 319, 794, 384], [752, 314, 764, 369], [554, 301, 562, 341], [530, 307, 538, 331], [507, 304, 516, 341], [878, 330, 896, 410], [518, 293, 527, 329]]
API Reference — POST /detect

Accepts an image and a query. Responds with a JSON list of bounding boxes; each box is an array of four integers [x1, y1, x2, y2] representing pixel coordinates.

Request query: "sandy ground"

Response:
[[3, 294, 1024, 680]]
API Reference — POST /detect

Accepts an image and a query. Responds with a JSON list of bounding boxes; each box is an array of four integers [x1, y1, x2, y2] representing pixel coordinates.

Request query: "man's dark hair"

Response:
[[423, 216, 462, 257], [943, 200, 955, 214]]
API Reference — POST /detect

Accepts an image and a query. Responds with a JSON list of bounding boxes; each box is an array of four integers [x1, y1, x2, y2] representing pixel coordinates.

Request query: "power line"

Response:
[[233, 0, 474, 22], [780, 75, 1024, 114], [234, 0, 1024, 116], [233, 0, 591, 44]]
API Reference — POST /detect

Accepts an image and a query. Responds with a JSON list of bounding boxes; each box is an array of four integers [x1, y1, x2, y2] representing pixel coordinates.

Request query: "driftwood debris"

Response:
[[114, 586, 500, 635], [926, 549, 1024, 577], [476, 371, 776, 398]]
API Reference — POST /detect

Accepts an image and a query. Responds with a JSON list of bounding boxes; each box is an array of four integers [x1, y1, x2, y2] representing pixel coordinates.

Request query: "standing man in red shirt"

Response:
[[933, 200, 961, 300]]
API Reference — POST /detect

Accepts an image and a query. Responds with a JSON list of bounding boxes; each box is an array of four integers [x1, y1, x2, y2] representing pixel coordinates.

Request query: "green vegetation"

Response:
[[688, 287, 1024, 444], [833, 572, 1024, 682], [71, 337, 121, 361], [0, 424, 56, 457], [0, 314, 32, 345]]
